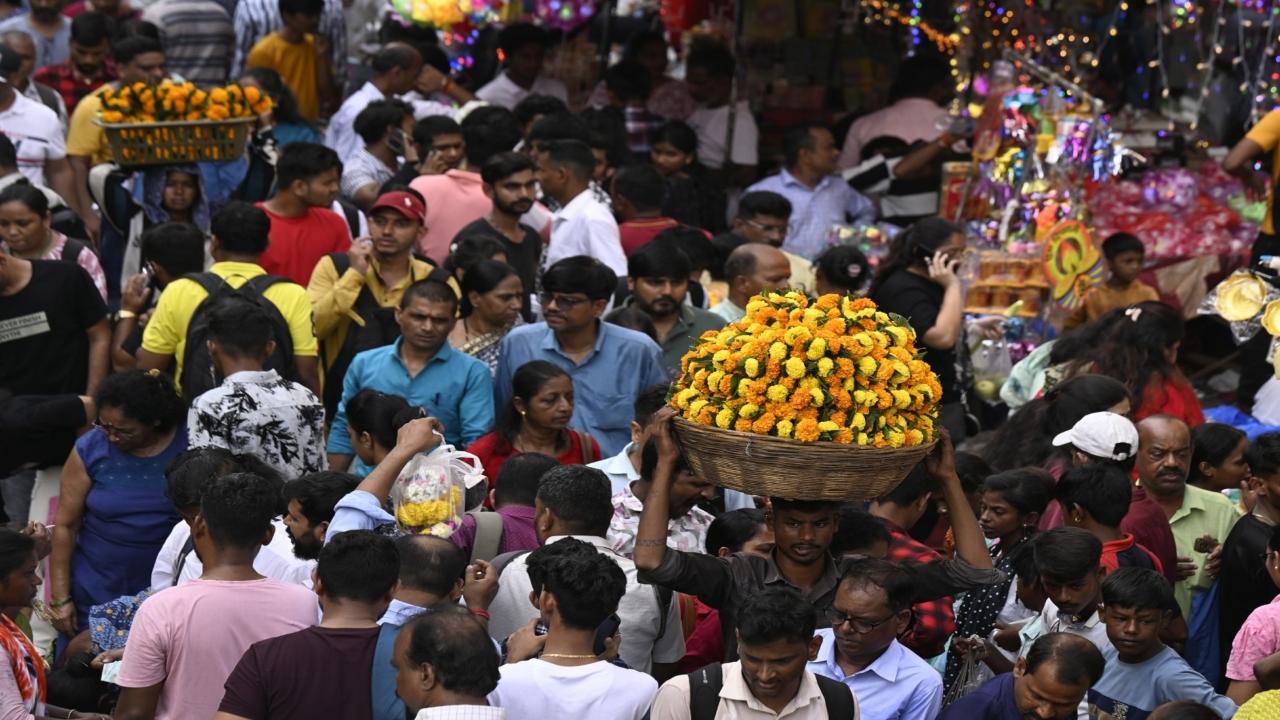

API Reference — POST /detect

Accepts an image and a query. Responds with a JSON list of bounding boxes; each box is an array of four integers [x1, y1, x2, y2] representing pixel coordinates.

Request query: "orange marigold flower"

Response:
[[795, 419, 820, 442]]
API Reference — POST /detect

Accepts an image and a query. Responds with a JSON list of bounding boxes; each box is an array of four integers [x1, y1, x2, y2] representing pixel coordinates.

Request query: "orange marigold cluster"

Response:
[[670, 292, 942, 447], [98, 81, 271, 124]]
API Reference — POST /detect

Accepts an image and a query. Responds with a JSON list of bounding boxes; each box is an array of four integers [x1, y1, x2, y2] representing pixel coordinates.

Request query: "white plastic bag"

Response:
[[390, 443, 486, 537]]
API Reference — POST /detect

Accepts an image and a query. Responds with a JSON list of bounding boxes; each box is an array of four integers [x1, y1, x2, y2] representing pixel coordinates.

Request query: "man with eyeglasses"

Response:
[[495, 255, 666, 457], [807, 558, 943, 720], [729, 191, 816, 295]]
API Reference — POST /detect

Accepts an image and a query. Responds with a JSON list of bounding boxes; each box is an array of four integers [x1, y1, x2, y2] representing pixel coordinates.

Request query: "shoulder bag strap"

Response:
[[467, 510, 505, 564], [814, 673, 857, 719], [687, 663, 724, 720]]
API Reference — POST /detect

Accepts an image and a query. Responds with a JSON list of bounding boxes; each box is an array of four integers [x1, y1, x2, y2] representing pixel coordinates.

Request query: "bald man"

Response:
[[710, 243, 792, 323], [2, 31, 67, 126], [1136, 415, 1238, 618]]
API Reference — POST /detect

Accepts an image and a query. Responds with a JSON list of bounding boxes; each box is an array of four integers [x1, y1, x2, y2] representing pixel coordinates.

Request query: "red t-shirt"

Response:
[[256, 205, 351, 286], [1135, 376, 1205, 428], [678, 598, 723, 673], [619, 217, 680, 257], [466, 429, 602, 490]]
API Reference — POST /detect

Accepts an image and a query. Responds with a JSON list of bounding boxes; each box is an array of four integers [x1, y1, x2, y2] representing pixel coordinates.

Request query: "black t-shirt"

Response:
[[1219, 513, 1274, 667], [455, 218, 542, 322], [871, 270, 958, 400], [219, 625, 380, 720], [0, 260, 107, 395]]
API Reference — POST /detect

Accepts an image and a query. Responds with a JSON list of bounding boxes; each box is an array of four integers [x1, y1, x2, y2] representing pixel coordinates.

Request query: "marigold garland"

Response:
[[670, 292, 942, 448], [97, 81, 271, 124]]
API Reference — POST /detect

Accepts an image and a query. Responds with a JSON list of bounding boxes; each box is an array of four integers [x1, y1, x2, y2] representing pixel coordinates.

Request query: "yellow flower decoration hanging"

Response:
[[671, 292, 941, 447]]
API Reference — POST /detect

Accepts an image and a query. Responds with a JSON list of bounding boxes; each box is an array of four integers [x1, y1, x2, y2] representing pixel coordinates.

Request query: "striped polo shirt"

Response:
[[142, 0, 235, 86]]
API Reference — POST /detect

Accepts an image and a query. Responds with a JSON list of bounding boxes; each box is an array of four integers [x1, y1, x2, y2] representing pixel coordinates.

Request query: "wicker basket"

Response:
[[672, 416, 935, 501], [95, 117, 254, 166]]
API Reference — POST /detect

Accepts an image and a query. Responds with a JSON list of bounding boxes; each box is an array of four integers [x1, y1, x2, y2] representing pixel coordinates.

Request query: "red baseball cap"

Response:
[[370, 191, 425, 222]]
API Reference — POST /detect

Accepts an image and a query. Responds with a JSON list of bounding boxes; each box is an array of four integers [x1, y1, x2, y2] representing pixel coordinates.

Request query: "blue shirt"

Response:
[[938, 672, 1021, 720], [1088, 645, 1238, 720], [807, 631, 943, 720], [326, 338, 494, 461], [495, 321, 668, 457], [746, 169, 876, 261]]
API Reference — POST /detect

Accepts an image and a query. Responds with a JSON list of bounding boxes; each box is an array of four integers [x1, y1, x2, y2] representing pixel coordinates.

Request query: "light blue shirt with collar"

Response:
[[746, 169, 876, 261], [495, 321, 667, 457], [590, 443, 757, 512], [807, 630, 943, 720], [326, 337, 495, 468]]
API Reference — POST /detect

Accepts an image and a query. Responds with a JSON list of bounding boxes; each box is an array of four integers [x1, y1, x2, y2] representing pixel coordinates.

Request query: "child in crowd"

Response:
[[1057, 462, 1164, 574], [1065, 232, 1160, 329], [1089, 567, 1238, 719], [1022, 527, 1110, 656]]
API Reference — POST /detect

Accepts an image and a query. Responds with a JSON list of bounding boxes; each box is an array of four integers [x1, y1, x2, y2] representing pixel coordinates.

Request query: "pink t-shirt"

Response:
[[409, 170, 491, 264], [1227, 594, 1280, 681], [116, 578, 318, 720]]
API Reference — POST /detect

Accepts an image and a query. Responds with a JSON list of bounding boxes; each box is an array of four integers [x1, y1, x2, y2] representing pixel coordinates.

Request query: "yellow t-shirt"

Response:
[[1246, 109, 1280, 235], [67, 85, 112, 165], [246, 32, 319, 120], [141, 261, 318, 392]]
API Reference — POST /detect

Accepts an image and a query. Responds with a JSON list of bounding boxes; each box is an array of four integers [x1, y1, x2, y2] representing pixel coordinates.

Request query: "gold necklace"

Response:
[[540, 653, 598, 659]]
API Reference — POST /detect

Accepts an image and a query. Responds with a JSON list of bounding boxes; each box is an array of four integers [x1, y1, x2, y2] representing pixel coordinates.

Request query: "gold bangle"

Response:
[[117, 309, 137, 320]]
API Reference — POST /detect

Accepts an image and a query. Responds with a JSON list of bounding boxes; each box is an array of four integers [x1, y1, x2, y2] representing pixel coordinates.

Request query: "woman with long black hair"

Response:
[[869, 217, 968, 438]]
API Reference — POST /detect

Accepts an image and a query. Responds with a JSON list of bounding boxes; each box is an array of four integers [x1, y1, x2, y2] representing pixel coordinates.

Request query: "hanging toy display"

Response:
[[389, 0, 504, 29]]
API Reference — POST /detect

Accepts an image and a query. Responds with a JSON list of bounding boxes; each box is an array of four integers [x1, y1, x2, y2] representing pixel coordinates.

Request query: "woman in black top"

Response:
[[869, 217, 968, 438]]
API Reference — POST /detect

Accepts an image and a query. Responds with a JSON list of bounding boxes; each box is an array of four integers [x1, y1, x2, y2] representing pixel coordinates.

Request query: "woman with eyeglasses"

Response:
[[467, 360, 600, 486], [869, 217, 969, 440], [448, 260, 525, 376], [47, 370, 186, 639]]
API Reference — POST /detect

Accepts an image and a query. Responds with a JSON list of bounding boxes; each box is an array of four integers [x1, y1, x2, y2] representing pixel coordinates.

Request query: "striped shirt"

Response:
[[842, 151, 941, 228], [143, 0, 234, 86], [230, 0, 346, 85]]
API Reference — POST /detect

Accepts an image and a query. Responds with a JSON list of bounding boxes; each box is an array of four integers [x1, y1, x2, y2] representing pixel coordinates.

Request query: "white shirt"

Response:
[[341, 147, 395, 203], [0, 93, 66, 186], [150, 517, 315, 590], [402, 90, 458, 121], [589, 444, 755, 513], [545, 190, 627, 277], [485, 535, 684, 674], [325, 81, 386, 159], [416, 707, 505, 720], [488, 659, 656, 720], [687, 101, 759, 169], [1025, 598, 1111, 720], [475, 71, 568, 110], [651, 661, 853, 720], [836, 97, 947, 170]]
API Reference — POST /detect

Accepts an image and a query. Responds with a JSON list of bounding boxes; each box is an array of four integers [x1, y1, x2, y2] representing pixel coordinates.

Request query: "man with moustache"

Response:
[[496, 256, 666, 457], [1136, 415, 1238, 620], [0, 0, 70, 70], [307, 189, 456, 417], [327, 278, 493, 472], [620, 241, 723, 375], [807, 558, 943, 720], [939, 633, 1106, 720], [453, 152, 542, 321], [33, 10, 114, 112]]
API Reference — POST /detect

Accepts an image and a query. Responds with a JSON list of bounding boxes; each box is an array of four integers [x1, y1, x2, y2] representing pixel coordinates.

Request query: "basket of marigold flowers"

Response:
[[95, 81, 272, 166], [669, 291, 941, 501]]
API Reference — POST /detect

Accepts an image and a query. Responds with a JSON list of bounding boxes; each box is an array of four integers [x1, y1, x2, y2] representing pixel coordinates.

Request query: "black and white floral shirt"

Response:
[[188, 370, 327, 478]]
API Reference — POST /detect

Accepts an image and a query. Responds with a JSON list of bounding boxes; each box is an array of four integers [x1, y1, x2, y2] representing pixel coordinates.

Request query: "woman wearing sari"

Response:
[[448, 260, 524, 375]]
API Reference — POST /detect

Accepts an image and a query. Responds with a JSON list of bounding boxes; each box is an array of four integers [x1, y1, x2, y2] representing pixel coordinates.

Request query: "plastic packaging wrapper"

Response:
[[1197, 270, 1280, 344], [971, 338, 1013, 403], [391, 443, 486, 536]]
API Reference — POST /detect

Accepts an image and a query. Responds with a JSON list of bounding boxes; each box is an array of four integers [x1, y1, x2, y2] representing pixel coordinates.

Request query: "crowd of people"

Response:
[[1, 2, 1279, 719]]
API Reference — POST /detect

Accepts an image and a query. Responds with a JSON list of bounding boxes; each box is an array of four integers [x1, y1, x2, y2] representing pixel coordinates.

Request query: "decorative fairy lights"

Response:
[[856, 0, 961, 54]]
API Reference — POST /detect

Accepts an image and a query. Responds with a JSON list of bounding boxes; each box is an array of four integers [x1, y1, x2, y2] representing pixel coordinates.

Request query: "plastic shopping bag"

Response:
[[391, 443, 486, 537]]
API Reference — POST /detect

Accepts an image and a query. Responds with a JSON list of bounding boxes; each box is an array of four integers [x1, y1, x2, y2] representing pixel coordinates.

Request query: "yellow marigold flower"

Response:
[[766, 384, 789, 403], [706, 370, 723, 391], [768, 342, 788, 361], [675, 388, 699, 409], [892, 389, 912, 409], [746, 298, 768, 315], [712, 349, 731, 365], [744, 358, 761, 377], [795, 419, 820, 442], [784, 326, 812, 346], [857, 432, 870, 445], [818, 420, 840, 433], [689, 399, 709, 418], [740, 403, 761, 419], [736, 379, 753, 398], [806, 337, 827, 360], [802, 308, 826, 326], [776, 419, 794, 438], [715, 407, 735, 429], [783, 357, 807, 380], [851, 412, 867, 430], [816, 357, 834, 378], [857, 357, 877, 376]]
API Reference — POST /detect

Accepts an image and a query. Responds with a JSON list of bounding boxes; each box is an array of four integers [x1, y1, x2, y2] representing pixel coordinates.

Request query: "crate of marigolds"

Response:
[[670, 291, 940, 501], [95, 81, 271, 166]]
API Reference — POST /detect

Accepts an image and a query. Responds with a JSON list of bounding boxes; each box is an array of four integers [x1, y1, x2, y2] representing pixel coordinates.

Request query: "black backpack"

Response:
[[179, 272, 298, 404], [320, 253, 452, 416], [685, 663, 855, 720]]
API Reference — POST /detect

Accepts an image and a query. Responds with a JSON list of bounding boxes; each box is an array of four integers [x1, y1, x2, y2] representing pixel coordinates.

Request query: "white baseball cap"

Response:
[[1051, 411, 1139, 461]]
